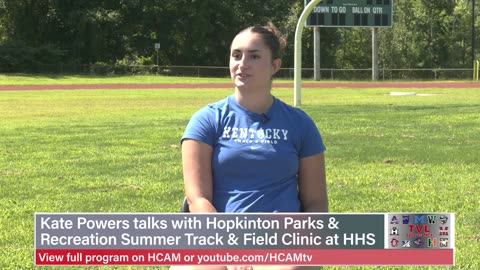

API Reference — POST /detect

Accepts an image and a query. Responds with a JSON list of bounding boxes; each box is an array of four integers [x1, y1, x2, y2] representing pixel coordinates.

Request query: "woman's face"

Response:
[[229, 32, 281, 91]]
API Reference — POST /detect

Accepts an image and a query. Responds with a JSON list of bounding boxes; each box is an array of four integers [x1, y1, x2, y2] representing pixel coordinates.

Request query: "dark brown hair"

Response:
[[240, 22, 286, 60]]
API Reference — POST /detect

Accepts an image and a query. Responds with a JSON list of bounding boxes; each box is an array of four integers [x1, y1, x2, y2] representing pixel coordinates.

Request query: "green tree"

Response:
[[0, 0, 478, 74]]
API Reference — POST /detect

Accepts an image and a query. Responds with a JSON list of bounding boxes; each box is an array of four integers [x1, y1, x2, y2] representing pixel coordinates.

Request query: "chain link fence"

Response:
[[3, 64, 476, 81]]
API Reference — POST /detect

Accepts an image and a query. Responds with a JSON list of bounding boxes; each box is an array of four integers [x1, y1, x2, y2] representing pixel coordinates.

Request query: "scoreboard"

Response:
[[305, 0, 393, 27]]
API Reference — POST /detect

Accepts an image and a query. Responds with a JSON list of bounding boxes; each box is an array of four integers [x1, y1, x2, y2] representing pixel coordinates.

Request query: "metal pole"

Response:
[[372, 28, 378, 81], [314, 27, 321, 81], [155, 43, 161, 66], [295, 0, 323, 107], [477, 60, 480, 80], [475, 60, 479, 81], [472, 0, 476, 73]]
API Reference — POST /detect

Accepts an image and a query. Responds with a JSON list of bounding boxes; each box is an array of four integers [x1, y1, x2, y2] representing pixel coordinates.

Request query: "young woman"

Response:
[[177, 22, 328, 270]]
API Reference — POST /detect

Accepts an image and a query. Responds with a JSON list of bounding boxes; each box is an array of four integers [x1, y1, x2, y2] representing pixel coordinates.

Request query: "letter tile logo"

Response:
[[414, 215, 425, 224], [402, 215, 410, 224], [428, 238, 437, 247], [440, 238, 449, 247], [408, 224, 430, 233], [390, 227, 399, 235], [402, 240, 411, 248], [440, 215, 448, 224], [427, 215, 437, 224], [390, 216, 398, 224], [390, 238, 399, 247], [414, 237, 424, 247], [439, 227, 449, 236]]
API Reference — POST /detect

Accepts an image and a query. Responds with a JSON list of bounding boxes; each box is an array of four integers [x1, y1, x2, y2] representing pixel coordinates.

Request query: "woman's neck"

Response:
[[234, 90, 273, 114]]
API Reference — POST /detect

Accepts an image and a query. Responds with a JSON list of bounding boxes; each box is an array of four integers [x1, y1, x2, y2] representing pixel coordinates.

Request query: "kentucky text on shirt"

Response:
[[222, 127, 288, 141]]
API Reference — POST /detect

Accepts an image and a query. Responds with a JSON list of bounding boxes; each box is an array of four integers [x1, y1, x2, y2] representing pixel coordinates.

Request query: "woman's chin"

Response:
[[233, 80, 248, 89]]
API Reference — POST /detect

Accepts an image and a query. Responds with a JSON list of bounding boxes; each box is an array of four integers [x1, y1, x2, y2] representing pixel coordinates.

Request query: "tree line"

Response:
[[0, 0, 478, 75]]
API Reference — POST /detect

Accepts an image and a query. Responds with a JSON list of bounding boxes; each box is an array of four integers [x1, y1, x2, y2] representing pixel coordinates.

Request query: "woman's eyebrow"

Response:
[[232, 48, 261, 53]]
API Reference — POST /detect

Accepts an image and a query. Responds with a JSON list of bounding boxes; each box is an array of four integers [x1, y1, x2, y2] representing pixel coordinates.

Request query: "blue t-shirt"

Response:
[[182, 95, 325, 213]]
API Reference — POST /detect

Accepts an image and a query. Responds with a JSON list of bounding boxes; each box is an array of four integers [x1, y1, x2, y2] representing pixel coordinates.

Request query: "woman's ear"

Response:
[[272, 58, 282, 75]]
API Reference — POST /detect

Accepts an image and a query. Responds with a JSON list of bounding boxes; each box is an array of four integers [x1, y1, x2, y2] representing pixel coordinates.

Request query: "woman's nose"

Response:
[[238, 55, 248, 68]]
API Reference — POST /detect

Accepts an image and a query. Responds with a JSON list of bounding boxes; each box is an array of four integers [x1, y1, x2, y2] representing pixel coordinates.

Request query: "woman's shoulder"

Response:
[[192, 95, 231, 117], [274, 97, 313, 121]]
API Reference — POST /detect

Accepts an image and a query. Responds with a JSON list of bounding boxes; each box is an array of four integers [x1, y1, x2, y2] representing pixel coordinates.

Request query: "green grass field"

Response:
[[0, 75, 479, 269], [0, 74, 232, 85]]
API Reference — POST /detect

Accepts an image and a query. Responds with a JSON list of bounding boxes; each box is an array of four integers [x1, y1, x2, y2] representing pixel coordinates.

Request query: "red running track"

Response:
[[0, 82, 479, 91]]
